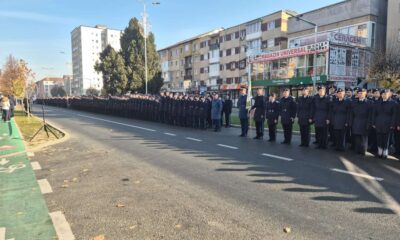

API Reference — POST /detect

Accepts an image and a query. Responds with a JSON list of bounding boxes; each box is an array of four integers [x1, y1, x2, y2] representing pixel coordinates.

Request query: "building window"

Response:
[[185, 44, 190, 52], [219, 36, 224, 43], [200, 68, 204, 74], [226, 49, 232, 56], [235, 31, 240, 39], [226, 78, 232, 84], [220, 64, 224, 71], [235, 77, 240, 84], [219, 50, 223, 57], [267, 21, 275, 30], [268, 39, 275, 48], [225, 34, 232, 41], [217, 79, 223, 85], [261, 40, 268, 49], [246, 21, 261, 35], [200, 55, 204, 61], [235, 47, 240, 54], [226, 63, 231, 70]]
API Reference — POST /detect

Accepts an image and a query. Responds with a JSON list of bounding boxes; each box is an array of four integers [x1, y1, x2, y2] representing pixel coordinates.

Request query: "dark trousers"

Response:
[[194, 116, 200, 128], [377, 132, 390, 151], [199, 117, 206, 129], [213, 119, 221, 131], [282, 123, 293, 143], [368, 128, 378, 153], [354, 134, 368, 155], [224, 113, 231, 127], [334, 129, 346, 151], [315, 126, 328, 148], [299, 124, 311, 146], [207, 115, 212, 128], [240, 118, 249, 136], [255, 120, 264, 137], [394, 130, 400, 155], [268, 123, 277, 141]]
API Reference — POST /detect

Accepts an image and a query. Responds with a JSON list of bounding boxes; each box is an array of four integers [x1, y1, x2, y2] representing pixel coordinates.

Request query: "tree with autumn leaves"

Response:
[[95, 17, 163, 95], [0, 55, 34, 98]]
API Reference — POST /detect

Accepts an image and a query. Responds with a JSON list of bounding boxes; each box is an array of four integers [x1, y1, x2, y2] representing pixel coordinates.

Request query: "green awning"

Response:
[[252, 75, 327, 87]]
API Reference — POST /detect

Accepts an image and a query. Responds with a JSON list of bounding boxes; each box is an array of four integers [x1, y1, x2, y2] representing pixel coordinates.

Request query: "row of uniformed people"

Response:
[[237, 86, 400, 158]]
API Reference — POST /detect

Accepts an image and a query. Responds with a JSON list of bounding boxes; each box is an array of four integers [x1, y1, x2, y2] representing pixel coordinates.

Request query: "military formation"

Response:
[[40, 85, 400, 159], [241, 86, 400, 159]]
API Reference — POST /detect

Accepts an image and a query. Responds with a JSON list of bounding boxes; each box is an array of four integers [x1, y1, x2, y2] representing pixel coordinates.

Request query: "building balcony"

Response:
[[209, 43, 220, 50], [246, 31, 262, 41], [184, 63, 192, 69], [184, 75, 193, 80]]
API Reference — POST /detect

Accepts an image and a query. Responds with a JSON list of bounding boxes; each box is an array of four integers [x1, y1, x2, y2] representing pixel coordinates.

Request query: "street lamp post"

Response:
[[287, 13, 319, 93], [138, 0, 160, 95]]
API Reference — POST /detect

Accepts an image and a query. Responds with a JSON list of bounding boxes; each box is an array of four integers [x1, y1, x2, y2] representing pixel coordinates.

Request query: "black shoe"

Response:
[[281, 141, 288, 144], [239, 134, 245, 137], [268, 139, 275, 142], [254, 136, 260, 140]]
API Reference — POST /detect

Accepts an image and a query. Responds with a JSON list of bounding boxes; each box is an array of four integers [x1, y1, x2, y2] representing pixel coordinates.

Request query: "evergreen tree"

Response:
[[95, 45, 128, 95]]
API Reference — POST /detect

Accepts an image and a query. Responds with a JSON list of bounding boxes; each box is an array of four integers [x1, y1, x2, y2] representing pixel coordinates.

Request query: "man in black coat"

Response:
[[348, 88, 373, 155], [223, 95, 233, 127], [251, 89, 266, 140], [372, 89, 396, 158], [279, 88, 297, 144], [313, 86, 331, 149], [368, 89, 381, 153], [297, 86, 314, 147], [266, 93, 280, 142], [330, 88, 350, 151]]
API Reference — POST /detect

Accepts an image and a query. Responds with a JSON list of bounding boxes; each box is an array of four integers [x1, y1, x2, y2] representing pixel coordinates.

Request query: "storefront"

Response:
[[219, 83, 247, 105], [249, 32, 371, 95]]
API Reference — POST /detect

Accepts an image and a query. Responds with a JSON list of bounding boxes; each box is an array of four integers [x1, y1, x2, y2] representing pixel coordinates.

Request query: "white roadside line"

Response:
[[185, 137, 202, 142], [75, 113, 156, 132], [37, 179, 53, 194], [261, 153, 294, 162], [330, 168, 384, 181], [31, 161, 42, 170], [217, 144, 238, 150], [49, 211, 75, 240], [164, 132, 176, 136], [0, 227, 5, 240], [383, 164, 400, 175]]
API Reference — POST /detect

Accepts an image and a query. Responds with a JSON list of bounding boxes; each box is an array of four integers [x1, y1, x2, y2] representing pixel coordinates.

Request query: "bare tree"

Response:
[[368, 41, 400, 91]]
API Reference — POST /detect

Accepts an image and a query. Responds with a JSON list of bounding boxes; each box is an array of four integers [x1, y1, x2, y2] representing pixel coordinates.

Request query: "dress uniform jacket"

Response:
[[373, 99, 397, 134], [266, 100, 280, 125], [279, 96, 297, 125], [237, 95, 248, 119], [330, 98, 350, 130], [252, 96, 266, 122], [313, 95, 331, 128], [349, 99, 373, 136], [297, 96, 314, 125]]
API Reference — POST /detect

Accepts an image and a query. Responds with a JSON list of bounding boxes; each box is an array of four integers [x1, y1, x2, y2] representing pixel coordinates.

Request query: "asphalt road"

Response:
[[32, 105, 400, 240]]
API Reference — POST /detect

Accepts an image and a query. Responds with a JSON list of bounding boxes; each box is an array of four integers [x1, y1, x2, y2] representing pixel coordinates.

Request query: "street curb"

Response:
[[22, 114, 70, 153]]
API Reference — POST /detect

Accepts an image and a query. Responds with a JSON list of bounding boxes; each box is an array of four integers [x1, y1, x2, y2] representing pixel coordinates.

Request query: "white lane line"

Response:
[[383, 165, 400, 175], [262, 153, 294, 162], [38, 179, 53, 194], [331, 168, 384, 181], [75, 113, 156, 132], [0, 227, 5, 240], [217, 144, 238, 150], [185, 137, 202, 142], [31, 161, 42, 170], [49, 211, 75, 240], [164, 132, 176, 136]]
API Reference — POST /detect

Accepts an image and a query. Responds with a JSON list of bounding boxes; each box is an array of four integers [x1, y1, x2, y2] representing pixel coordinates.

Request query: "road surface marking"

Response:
[[75, 113, 156, 132], [164, 132, 176, 136], [49, 211, 75, 240], [0, 227, 5, 240], [0, 158, 9, 166], [38, 179, 53, 194], [330, 168, 384, 181], [31, 161, 41, 170], [383, 165, 400, 175], [261, 153, 294, 162], [186, 137, 202, 142], [27, 152, 35, 157], [217, 144, 238, 150]]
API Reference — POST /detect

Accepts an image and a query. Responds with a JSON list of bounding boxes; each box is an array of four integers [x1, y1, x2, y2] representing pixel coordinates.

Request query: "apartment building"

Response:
[[158, 10, 293, 100], [386, 0, 400, 49], [71, 25, 122, 96], [36, 77, 65, 98], [251, 0, 389, 93]]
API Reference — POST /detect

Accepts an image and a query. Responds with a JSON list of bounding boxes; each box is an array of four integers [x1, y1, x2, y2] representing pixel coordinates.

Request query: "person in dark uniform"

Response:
[[373, 89, 396, 158], [265, 92, 280, 142], [199, 96, 207, 129], [251, 89, 266, 140], [223, 95, 233, 127], [394, 93, 400, 156], [238, 88, 249, 137], [348, 88, 373, 155], [330, 88, 350, 151], [368, 89, 381, 153], [313, 86, 331, 149], [206, 95, 213, 128], [279, 88, 297, 144], [296, 86, 314, 147]]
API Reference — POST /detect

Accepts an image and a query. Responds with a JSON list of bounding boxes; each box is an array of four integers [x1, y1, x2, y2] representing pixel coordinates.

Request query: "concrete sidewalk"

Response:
[[0, 119, 57, 240]]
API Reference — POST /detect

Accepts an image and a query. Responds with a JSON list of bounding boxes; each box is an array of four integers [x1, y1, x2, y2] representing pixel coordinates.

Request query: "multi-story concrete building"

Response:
[[71, 25, 122, 96], [386, 0, 400, 49], [36, 77, 65, 98], [251, 0, 389, 93]]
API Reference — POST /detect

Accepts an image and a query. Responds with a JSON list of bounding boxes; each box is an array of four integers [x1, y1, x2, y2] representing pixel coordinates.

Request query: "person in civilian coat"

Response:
[[265, 93, 280, 142], [296, 86, 314, 147], [251, 89, 266, 140], [211, 94, 223, 132], [372, 89, 397, 158], [330, 88, 350, 151], [223, 95, 233, 127], [348, 88, 373, 155], [313, 86, 331, 149], [238, 88, 249, 137], [279, 88, 297, 144]]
